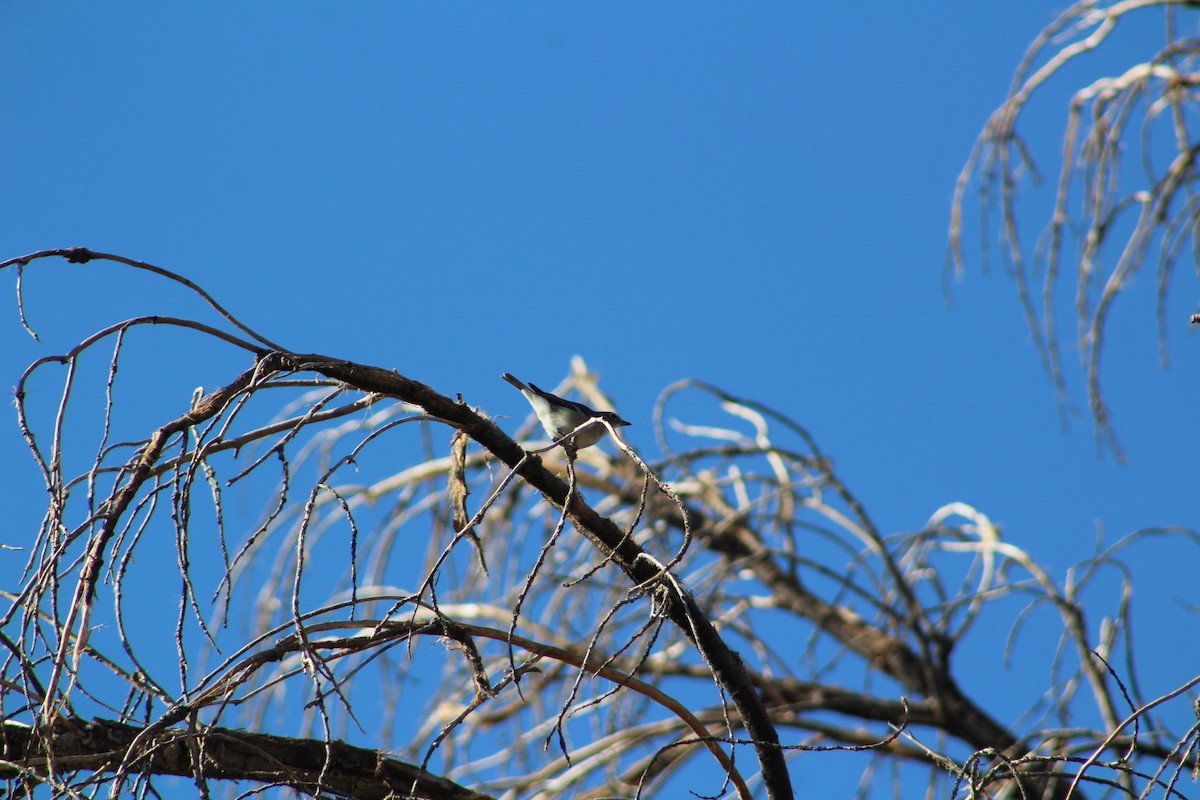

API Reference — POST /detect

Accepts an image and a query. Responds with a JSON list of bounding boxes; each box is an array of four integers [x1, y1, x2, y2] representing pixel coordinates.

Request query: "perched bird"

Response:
[[502, 373, 631, 452]]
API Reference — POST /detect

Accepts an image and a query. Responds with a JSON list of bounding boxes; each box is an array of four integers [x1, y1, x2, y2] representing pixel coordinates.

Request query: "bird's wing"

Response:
[[527, 382, 600, 418]]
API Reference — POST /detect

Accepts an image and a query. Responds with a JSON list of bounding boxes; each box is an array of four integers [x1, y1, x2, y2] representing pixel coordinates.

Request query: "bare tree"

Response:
[[949, 0, 1200, 460], [2, 248, 1197, 799]]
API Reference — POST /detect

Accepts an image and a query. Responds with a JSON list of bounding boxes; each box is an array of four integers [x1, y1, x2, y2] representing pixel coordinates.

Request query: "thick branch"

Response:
[[0, 717, 492, 800]]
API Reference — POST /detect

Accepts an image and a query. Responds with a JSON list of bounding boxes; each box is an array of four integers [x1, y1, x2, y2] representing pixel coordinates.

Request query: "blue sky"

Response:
[[3, 2, 1198, 796]]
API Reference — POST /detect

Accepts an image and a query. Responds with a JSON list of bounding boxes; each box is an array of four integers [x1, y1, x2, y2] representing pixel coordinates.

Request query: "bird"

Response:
[[502, 373, 631, 452]]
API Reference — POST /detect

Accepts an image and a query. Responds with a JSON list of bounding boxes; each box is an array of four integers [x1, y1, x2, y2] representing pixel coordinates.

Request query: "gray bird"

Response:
[[502, 373, 631, 452]]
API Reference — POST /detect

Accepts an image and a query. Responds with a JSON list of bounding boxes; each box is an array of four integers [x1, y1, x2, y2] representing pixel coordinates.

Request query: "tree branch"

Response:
[[0, 717, 493, 800], [277, 353, 795, 799]]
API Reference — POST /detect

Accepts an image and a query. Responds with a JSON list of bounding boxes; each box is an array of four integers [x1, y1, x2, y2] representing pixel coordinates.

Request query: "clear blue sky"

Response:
[[3, 2, 1197, 796]]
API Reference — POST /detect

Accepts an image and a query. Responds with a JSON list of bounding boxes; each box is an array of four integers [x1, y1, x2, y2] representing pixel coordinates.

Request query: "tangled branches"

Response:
[[2, 249, 1198, 799]]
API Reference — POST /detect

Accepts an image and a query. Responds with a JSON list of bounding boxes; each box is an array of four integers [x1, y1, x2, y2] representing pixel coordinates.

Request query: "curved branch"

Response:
[[2, 247, 286, 351], [0, 716, 492, 800]]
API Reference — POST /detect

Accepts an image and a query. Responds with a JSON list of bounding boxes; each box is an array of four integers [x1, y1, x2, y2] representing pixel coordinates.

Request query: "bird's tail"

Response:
[[501, 373, 529, 392]]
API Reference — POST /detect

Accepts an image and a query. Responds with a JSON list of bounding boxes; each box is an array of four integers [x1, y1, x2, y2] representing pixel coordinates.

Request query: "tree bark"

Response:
[[0, 717, 493, 800]]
